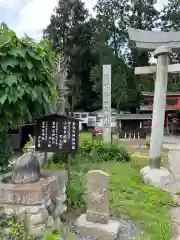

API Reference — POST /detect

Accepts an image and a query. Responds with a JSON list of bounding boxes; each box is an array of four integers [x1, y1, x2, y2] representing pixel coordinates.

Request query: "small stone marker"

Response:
[[75, 170, 121, 240], [86, 170, 109, 224]]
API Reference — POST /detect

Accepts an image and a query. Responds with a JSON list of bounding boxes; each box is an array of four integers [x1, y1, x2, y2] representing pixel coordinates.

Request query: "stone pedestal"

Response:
[[75, 170, 120, 239], [149, 46, 172, 168], [0, 169, 67, 238], [140, 165, 173, 190], [76, 214, 121, 240]]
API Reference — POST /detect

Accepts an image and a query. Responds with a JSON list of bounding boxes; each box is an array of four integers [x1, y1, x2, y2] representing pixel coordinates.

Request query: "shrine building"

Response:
[[140, 91, 180, 135]]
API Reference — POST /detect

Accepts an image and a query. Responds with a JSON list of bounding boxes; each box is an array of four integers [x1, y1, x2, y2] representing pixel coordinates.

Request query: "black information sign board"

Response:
[[35, 114, 79, 153]]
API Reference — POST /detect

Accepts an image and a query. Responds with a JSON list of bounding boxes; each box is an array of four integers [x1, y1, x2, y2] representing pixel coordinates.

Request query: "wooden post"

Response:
[[44, 151, 48, 166], [67, 152, 71, 211]]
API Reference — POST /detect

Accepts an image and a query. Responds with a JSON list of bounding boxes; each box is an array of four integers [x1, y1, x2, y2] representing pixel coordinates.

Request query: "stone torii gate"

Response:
[[128, 27, 180, 188]]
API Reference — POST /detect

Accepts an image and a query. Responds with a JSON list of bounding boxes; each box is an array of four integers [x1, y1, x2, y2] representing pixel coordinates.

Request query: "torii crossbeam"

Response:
[[135, 64, 180, 75]]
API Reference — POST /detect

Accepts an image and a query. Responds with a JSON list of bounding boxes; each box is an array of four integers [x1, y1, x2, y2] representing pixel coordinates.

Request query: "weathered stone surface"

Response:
[[0, 176, 57, 205], [154, 45, 172, 58], [0, 169, 68, 238], [53, 217, 62, 232], [135, 63, 180, 75], [86, 170, 109, 224], [76, 214, 120, 240], [29, 210, 48, 226], [149, 48, 171, 164], [140, 165, 174, 190], [41, 170, 68, 191], [34, 152, 45, 168], [75, 170, 121, 240], [0, 205, 4, 217], [28, 224, 46, 237], [11, 153, 40, 184], [47, 216, 54, 228]]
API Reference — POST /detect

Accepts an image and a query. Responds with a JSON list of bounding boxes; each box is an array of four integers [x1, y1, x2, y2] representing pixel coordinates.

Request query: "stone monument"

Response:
[[103, 65, 112, 145], [75, 170, 120, 239], [128, 28, 180, 188], [11, 154, 40, 184], [0, 153, 68, 238]]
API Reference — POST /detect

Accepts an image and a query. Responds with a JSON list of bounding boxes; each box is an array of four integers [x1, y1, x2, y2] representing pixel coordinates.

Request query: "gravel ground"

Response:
[[167, 148, 180, 240], [60, 215, 143, 240]]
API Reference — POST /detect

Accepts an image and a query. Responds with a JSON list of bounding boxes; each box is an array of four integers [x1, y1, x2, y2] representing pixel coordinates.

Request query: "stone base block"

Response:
[[140, 165, 174, 190], [75, 214, 120, 240]]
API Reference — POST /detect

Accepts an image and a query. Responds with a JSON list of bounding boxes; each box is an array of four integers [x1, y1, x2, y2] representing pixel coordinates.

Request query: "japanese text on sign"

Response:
[[35, 115, 79, 153]]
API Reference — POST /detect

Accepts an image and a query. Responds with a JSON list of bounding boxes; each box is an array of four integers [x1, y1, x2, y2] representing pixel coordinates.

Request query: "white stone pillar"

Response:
[[149, 46, 172, 168], [102, 65, 111, 145]]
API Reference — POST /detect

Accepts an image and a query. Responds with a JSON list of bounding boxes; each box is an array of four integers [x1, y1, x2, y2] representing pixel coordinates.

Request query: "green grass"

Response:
[[79, 131, 92, 142], [47, 132, 175, 240], [69, 157, 175, 240]]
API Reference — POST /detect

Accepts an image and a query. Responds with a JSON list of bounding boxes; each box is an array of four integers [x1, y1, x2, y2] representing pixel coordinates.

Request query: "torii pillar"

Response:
[[127, 28, 180, 188], [150, 46, 172, 168]]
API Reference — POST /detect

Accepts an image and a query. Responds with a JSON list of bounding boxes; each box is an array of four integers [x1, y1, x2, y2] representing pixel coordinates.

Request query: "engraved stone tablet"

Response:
[[11, 153, 40, 184], [86, 170, 109, 224]]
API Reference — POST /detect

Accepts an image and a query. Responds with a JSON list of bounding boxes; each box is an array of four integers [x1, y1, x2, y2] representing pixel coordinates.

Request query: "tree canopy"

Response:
[[44, 0, 180, 112]]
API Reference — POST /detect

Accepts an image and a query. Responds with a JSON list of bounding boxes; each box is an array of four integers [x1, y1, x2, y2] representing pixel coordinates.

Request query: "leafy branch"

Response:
[[0, 24, 55, 129]]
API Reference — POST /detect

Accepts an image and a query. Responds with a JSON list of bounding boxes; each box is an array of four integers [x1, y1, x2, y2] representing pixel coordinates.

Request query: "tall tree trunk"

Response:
[[56, 71, 66, 115]]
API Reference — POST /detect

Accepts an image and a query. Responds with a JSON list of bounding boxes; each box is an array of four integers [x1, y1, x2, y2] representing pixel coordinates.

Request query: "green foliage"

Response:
[[0, 24, 55, 130], [44, 0, 90, 111], [8, 220, 32, 240], [67, 172, 86, 209], [45, 155, 174, 239], [50, 140, 130, 165], [80, 140, 130, 162], [23, 135, 35, 153], [0, 129, 13, 172], [0, 213, 78, 240], [145, 137, 150, 148], [43, 0, 180, 112], [161, 0, 180, 91], [0, 214, 34, 240], [44, 162, 86, 210], [44, 133, 174, 239], [50, 152, 69, 164], [44, 229, 77, 240]]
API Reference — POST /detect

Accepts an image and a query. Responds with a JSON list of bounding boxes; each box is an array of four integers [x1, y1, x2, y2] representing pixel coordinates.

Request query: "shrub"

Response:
[[23, 134, 35, 153], [0, 214, 34, 240], [51, 140, 130, 165], [146, 137, 150, 148], [51, 151, 68, 164], [80, 141, 130, 162], [44, 162, 66, 170], [44, 228, 77, 240], [92, 134, 103, 142], [67, 172, 86, 210]]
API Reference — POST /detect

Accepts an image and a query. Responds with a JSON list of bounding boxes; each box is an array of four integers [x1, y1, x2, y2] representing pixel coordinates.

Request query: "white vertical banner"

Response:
[[102, 65, 111, 144]]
